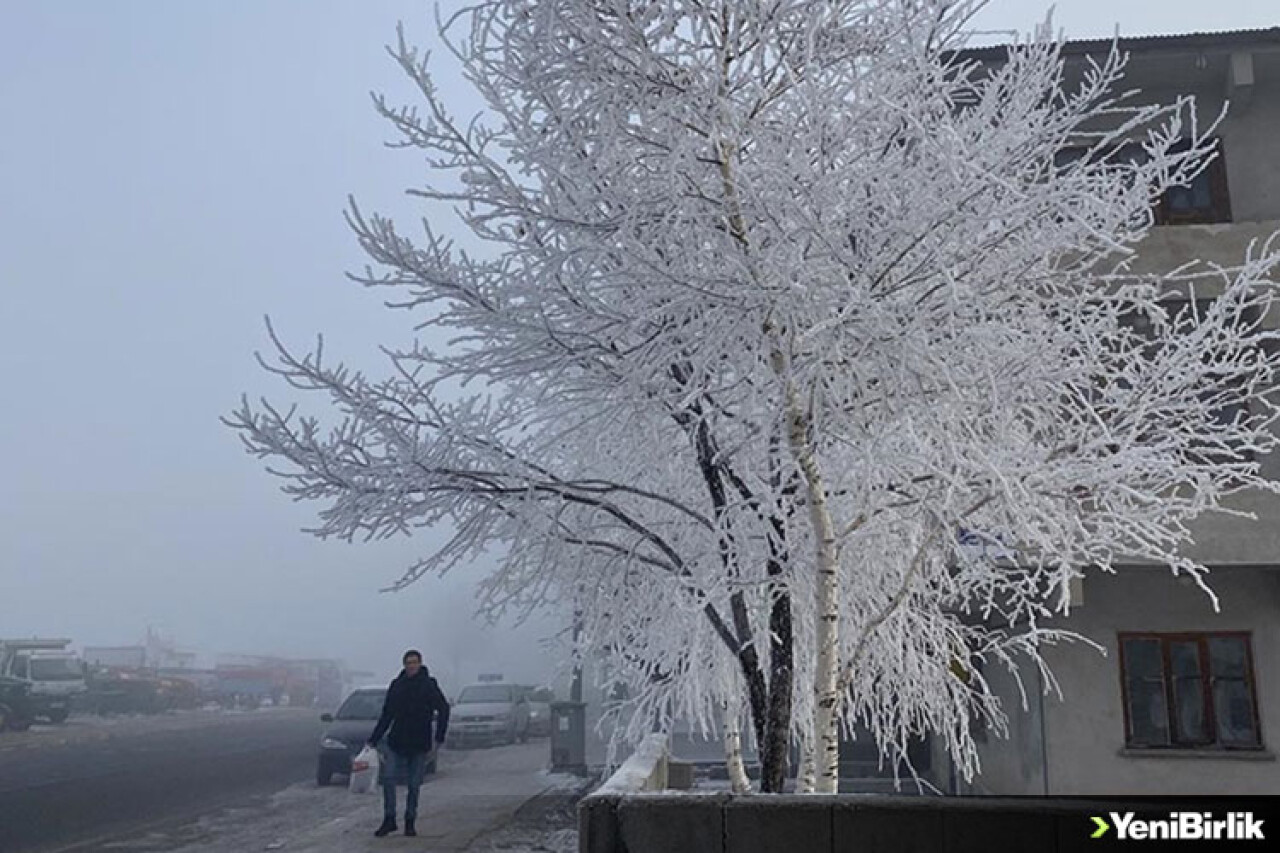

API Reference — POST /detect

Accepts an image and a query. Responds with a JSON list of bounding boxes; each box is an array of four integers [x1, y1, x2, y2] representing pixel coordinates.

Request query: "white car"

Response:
[[445, 683, 530, 748]]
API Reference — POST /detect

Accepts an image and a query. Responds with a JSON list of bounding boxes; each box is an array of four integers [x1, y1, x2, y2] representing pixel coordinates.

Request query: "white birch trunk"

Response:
[[799, 735, 816, 794], [772, 346, 842, 795], [722, 703, 753, 794], [798, 460, 842, 794]]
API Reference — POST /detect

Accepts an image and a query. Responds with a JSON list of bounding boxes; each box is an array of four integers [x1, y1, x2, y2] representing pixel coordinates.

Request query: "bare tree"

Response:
[[228, 0, 1280, 794]]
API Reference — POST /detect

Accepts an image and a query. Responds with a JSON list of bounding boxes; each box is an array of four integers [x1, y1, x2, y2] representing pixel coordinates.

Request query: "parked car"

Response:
[[445, 683, 529, 748], [316, 686, 439, 786], [522, 685, 555, 737]]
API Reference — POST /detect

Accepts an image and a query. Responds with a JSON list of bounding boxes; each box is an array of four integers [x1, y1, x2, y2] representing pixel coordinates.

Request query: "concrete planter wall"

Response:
[[580, 793, 1184, 853], [594, 733, 669, 795], [580, 732, 1213, 852]]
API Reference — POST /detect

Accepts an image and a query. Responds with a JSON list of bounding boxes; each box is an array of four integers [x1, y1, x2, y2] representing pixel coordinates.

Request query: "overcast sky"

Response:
[[1, 1, 1274, 689]]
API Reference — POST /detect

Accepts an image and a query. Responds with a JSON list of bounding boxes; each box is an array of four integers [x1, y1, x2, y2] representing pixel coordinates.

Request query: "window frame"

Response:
[[1118, 631, 1263, 751], [1053, 137, 1233, 226], [1155, 138, 1233, 226]]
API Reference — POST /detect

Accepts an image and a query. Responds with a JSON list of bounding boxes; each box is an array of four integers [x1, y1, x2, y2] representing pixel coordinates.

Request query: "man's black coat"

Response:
[[369, 668, 450, 755]]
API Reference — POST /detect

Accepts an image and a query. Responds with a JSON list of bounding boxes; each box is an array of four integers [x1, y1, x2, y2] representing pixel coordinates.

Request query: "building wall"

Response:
[[1099, 58, 1280, 563], [975, 567, 1280, 795], [1117, 218, 1280, 564], [1134, 71, 1280, 225], [965, 657, 1048, 795], [966, 44, 1280, 796]]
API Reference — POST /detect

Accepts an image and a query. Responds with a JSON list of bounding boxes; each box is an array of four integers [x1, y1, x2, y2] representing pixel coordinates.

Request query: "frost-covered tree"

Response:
[[228, 0, 1280, 795]]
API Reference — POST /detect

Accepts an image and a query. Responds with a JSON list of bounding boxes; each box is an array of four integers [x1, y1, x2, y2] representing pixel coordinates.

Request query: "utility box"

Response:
[[667, 759, 695, 790], [550, 700, 587, 775]]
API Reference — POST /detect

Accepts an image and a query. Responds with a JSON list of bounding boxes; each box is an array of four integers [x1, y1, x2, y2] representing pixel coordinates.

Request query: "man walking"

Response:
[[367, 649, 450, 838]]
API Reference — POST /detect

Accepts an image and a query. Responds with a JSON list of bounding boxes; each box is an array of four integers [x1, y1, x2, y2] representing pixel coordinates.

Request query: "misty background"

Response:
[[1, 1, 1273, 688]]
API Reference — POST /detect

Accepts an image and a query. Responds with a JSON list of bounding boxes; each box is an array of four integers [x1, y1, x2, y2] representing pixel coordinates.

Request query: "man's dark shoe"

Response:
[[374, 817, 397, 837], [405, 819, 417, 837]]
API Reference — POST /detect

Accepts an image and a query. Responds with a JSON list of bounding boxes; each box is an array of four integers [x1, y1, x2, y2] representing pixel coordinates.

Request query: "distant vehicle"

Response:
[[81, 666, 202, 716], [521, 685, 556, 737], [82, 667, 162, 715], [445, 683, 530, 748], [316, 686, 439, 786], [159, 668, 219, 707], [215, 664, 286, 710], [0, 675, 34, 732], [285, 659, 345, 709], [0, 639, 87, 724], [83, 646, 148, 670]]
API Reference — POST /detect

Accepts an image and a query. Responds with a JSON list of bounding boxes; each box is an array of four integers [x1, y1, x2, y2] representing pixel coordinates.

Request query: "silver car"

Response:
[[445, 683, 530, 748]]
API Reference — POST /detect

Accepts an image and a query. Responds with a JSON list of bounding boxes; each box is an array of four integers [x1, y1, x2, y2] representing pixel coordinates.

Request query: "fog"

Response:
[[0, 0, 1270, 689]]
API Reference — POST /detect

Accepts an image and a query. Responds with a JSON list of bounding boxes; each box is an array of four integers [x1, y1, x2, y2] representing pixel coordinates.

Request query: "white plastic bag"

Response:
[[348, 745, 379, 794]]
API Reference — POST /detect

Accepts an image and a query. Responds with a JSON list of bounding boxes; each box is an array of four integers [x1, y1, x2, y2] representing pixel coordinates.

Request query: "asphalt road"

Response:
[[0, 708, 323, 853]]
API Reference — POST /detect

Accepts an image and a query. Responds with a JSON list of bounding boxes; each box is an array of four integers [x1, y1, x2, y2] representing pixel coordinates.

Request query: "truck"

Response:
[[0, 638, 87, 724], [80, 666, 202, 715]]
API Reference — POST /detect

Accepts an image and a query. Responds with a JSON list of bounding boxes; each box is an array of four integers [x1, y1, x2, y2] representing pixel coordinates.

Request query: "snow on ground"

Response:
[[468, 823, 578, 853], [97, 741, 587, 853], [465, 769, 588, 853]]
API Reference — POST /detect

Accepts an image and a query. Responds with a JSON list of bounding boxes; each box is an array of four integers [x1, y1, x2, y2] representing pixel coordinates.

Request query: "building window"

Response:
[[1119, 632, 1262, 750], [1054, 138, 1232, 226], [1156, 139, 1233, 225]]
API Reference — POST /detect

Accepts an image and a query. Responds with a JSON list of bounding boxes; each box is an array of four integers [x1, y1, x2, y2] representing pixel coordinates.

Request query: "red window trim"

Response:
[[1117, 631, 1263, 751]]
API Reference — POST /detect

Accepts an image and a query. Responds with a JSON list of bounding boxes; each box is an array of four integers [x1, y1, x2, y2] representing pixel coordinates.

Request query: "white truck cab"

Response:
[[0, 639, 87, 723]]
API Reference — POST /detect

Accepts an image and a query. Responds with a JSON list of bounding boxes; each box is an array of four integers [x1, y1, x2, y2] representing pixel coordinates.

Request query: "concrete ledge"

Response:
[[618, 794, 728, 853], [1117, 747, 1276, 761], [1129, 218, 1280, 277], [579, 794, 621, 853], [835, 800, 945, 853], [581, 792, 1204, 853], [727, 796, 831, 853], [580, 734, 671, 853], [594, 733, 669, 795]]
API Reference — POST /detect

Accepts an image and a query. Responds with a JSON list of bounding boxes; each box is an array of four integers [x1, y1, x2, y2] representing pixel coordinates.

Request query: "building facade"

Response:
[[964, 28, 1280, 796]]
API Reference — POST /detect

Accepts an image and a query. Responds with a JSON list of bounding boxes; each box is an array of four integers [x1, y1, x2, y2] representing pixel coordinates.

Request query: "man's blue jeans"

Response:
[[378, 746, 431, 821]]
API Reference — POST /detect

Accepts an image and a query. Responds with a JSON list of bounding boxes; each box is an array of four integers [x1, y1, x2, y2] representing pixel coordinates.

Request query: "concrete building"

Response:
[[959, 28, 1280, 796]]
